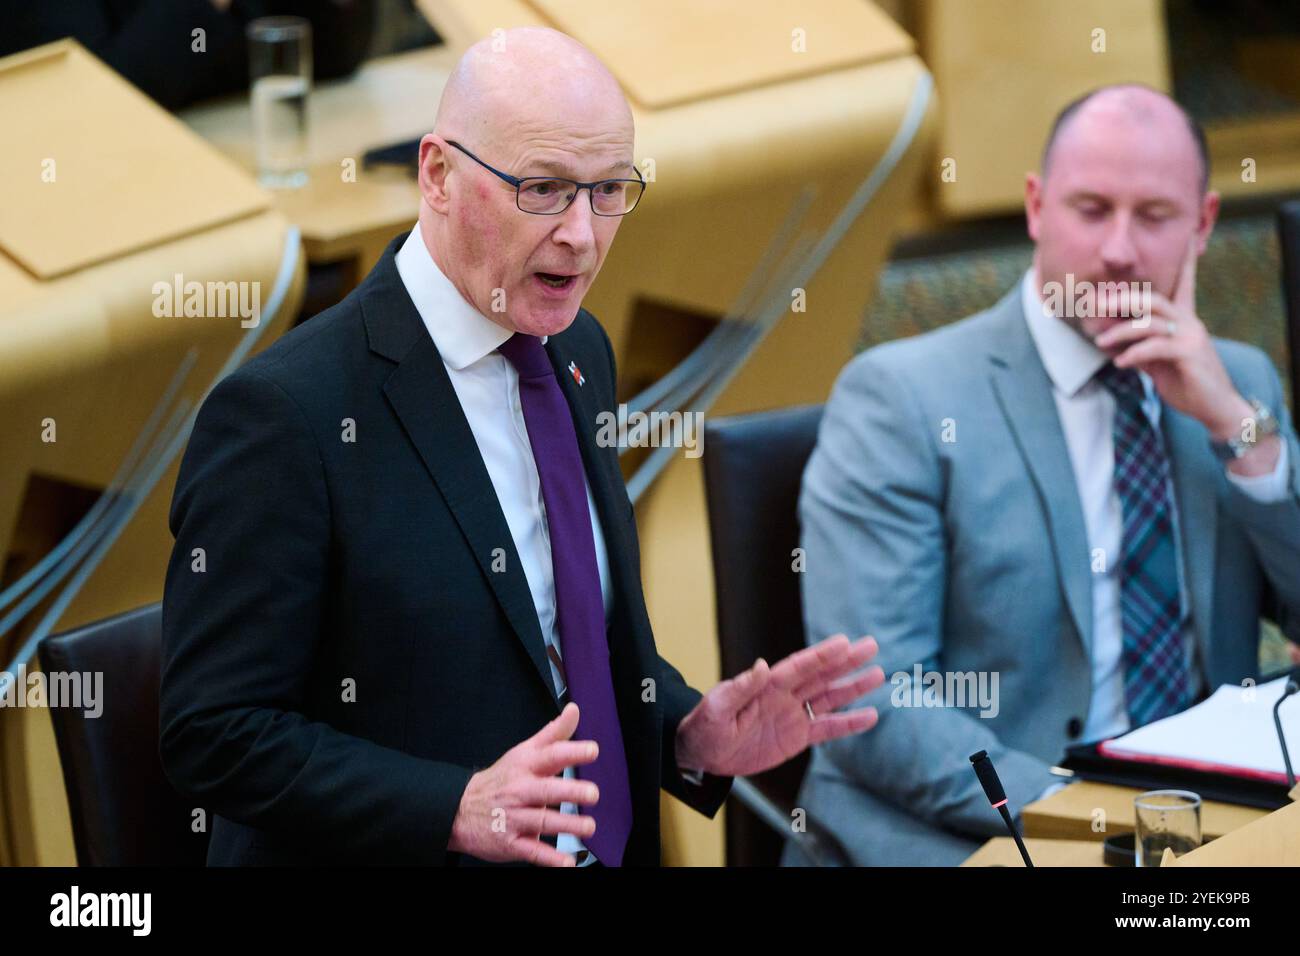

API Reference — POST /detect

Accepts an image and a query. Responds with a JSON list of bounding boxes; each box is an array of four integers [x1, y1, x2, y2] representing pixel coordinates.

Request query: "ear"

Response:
[[419, 134, 452, 215], [1195, 189, 1220, 255], [1024, 172, 1043, 242]]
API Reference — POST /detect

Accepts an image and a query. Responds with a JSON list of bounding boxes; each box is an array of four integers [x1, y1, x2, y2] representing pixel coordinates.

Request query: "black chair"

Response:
[[702, 404, 849, 866], [38, 603, 209, 866], [1275, 200, 1300, 419]]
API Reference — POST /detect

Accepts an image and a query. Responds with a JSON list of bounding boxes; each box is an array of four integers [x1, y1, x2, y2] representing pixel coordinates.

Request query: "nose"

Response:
[[1098, 210, 1137, 275], [550, 189, 597, 257]]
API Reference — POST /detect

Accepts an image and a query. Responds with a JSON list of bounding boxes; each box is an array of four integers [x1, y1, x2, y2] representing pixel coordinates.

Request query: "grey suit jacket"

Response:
[[784, 287, 1300, 866]]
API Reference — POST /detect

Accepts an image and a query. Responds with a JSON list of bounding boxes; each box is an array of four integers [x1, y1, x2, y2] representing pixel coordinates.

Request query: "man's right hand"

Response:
[[447, 702, 601, 866]]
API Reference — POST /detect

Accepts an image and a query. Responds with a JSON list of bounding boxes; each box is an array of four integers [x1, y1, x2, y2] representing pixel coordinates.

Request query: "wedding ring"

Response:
[[804, 700, 816, 720]]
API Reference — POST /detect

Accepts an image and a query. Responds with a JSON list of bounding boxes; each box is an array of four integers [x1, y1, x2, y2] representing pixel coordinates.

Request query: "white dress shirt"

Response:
[[395, 225, 611, 861], [1020, 269, 1289, 746]]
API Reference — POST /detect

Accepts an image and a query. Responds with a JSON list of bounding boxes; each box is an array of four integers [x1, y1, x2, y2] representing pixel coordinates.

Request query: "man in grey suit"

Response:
[[784, 84, 1300, 866]]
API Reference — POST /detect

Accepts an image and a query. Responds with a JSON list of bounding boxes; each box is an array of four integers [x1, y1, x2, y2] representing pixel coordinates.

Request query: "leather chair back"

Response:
[[702, 405, 826, 866], [39, 603, 209, 865]]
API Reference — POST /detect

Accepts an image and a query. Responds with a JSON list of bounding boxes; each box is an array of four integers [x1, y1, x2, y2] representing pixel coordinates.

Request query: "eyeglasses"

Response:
[[446, 140, 645, 216]]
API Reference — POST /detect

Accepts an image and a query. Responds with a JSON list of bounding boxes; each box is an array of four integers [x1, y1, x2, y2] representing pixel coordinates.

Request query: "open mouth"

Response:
[[534, 272, 577, 291]]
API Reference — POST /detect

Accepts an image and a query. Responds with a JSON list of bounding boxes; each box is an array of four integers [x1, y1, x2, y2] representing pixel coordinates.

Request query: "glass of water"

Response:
[[1134, 789, 1202, 866], [247, 16, 312, 189]]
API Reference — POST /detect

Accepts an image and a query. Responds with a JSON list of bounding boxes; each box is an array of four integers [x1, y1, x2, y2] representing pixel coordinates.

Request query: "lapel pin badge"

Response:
[[567, 361, 585, 387]]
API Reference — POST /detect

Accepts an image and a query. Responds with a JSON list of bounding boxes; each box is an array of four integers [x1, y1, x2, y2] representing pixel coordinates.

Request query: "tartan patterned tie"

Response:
[[1094, 363, 1192, 727]]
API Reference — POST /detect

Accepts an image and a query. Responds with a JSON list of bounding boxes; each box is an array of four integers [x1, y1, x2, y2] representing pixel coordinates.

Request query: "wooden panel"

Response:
[[0, 40, 269, 279], [920, 0, 1169, 218], [1167, 800, 1300, 866], [962, 836, 1107, 866], [526, 0, 912, 109], [1022, 780, 1268, 842]]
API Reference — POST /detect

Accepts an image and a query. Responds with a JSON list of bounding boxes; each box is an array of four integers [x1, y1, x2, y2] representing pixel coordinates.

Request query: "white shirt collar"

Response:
[[1019, 268, 1155, 406], [394, 224, 545, 370]]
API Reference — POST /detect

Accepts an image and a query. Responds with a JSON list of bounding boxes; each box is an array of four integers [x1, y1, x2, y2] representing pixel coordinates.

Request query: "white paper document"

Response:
[[1098, 676, 1300, 782]]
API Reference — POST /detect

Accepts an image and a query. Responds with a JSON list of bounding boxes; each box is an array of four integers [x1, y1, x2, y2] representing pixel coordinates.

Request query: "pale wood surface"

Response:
[[919, 0, 1170, 218], [1166, 799, 1300, 866], [529, 0, 911, 109], [1022, 780, 1269, 842], [962, 836, 1108, 867], [0, 40, 268, 279]]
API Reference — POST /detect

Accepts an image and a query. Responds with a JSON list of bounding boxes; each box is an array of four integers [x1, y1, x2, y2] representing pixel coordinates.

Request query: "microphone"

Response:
[[1274, 679, 1298, 791], [970, 750, 1034, 867]]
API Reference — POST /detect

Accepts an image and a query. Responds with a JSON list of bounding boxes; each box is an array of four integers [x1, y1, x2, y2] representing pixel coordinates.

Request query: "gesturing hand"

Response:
[[448, 702, 599, 867], [674, 634, 884, 778]]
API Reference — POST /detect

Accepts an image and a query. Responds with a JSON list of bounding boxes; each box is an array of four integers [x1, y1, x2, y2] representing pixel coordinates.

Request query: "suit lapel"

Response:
[[985, 291, 1094, 657], [363, 250, 560, 711], [1161, 407, 1218, 676]]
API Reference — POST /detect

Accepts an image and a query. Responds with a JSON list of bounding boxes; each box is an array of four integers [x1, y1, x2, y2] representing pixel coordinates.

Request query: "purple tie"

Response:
[[497, 332, 633, 865]]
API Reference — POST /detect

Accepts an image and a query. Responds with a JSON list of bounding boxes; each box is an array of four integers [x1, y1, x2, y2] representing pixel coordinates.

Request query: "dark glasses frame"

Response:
[[445, 139, 645, 216]]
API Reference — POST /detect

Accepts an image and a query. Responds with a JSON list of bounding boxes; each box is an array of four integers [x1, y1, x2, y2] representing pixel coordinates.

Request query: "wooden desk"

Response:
[[1165, 798, 1300, 866], [181, 46, 455, 270], [1021, 781, 1269, 842], [962, 837, 1108, 867]]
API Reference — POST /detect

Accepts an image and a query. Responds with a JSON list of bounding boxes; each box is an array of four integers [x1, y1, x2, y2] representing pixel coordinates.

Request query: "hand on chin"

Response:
[[1081, 315, 1125, 351]]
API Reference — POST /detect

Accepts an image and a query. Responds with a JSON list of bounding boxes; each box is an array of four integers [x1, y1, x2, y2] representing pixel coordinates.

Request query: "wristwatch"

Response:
[[1210, 398, 1280, 461]]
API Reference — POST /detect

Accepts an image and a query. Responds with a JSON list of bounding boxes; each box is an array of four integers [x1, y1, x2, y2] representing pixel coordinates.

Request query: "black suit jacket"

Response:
[[159, 235, 731, 865]]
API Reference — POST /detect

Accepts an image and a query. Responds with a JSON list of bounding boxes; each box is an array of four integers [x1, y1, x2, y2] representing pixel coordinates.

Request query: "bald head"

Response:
[[433, 27, 633, 155], [1042, 84, 1209, 194], [1025, 82, 1220, 346], [415, 28, 637, 339]]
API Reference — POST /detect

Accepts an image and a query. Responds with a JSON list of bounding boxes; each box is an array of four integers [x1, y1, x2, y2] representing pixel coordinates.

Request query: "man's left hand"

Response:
[[674, 634, 884, 779]]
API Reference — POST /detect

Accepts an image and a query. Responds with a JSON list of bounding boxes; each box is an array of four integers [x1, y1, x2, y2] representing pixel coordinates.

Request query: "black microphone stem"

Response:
[[998, 803, 1034, 867], [1274, 680, 1298, 791]]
